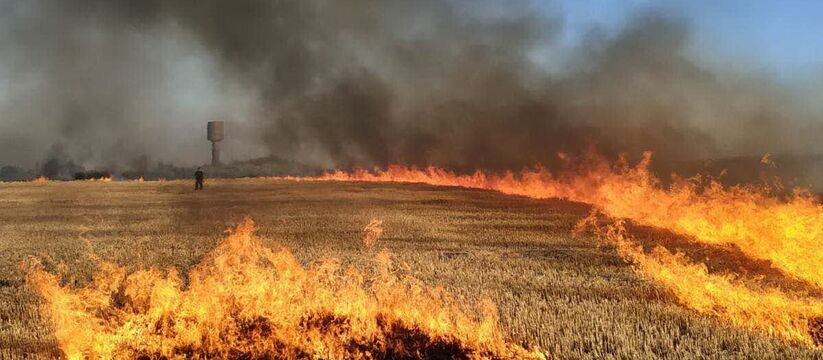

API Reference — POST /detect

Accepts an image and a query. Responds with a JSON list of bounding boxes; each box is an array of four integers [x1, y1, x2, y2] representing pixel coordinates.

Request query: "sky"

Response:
[[553, 0, 823, 79]]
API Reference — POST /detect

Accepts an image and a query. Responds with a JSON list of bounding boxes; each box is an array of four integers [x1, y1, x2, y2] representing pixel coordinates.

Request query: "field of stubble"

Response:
[[1, 179, 820, 359]]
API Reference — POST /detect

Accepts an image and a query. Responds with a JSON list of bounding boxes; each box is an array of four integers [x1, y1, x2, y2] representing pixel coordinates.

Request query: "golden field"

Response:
[[1, 179, 821, 359]]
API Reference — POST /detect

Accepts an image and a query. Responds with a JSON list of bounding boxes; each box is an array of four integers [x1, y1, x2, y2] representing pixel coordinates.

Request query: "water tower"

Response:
[[207, 121, 224, 166]]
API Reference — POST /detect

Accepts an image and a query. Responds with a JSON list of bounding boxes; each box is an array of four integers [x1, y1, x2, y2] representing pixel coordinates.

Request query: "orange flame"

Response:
[[363, 219, 384, 249], [760, 152, 776, 167], [32, 176, 48, 183], [293, 154, 823, 288], [27, 218, 545, 359], [287, 153, 823, 342], [584, 217, 823, 344], [88, 176, 113, 182]]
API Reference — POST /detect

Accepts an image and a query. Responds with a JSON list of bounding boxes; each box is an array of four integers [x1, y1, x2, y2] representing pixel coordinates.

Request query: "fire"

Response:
[[363, 219, 383, 248], [27, 218, 544, 359], [580, 215, 823, 344], [88, 176, 113, 182], [288, 152, 823, 342], [33, 176, 48, 183], [294, 154, 823, 287], [760, 152, 775, 167]]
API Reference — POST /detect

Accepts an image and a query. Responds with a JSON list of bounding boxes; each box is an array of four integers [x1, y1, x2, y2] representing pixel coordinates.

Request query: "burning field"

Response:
[[24, 217, 543, 359], [6, 0, 823, 358], [3, 159, 823, 359]]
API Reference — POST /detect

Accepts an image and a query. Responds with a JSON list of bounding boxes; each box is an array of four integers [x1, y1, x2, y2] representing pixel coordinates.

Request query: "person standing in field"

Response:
[[194, 167, 204, 190]]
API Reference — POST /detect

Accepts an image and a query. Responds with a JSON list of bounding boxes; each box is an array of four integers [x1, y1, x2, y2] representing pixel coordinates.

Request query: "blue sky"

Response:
[[549, 0, 823, 78]]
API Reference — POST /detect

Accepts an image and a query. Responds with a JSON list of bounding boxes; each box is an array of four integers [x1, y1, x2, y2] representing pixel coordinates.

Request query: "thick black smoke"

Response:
[[0, 1, 821, 173]]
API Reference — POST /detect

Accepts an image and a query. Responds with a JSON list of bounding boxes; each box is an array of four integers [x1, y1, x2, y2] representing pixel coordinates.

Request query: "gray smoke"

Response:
[[0, 1, 821, 173]]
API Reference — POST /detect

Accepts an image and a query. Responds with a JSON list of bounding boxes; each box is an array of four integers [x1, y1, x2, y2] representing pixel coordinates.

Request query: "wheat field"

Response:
[[0, 179, 820, 359]]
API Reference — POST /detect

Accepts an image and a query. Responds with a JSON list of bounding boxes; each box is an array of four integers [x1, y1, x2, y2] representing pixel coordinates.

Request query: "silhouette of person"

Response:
[[194, 167, 204, 190]]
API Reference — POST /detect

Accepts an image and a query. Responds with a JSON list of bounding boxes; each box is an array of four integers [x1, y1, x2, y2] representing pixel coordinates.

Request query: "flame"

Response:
[[584, 217, 823, 344], [292, 154, 823, 288], [760, 152, 775, 167], [363, 219, 384, 249], [27, 218, 544, 359], [33, 176, 49, 183], [286, 152, 823, 342], [88, 176, 113, 182]]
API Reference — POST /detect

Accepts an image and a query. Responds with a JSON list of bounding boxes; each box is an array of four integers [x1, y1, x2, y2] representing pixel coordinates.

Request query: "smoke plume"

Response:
[[1, 0, 821, 174]]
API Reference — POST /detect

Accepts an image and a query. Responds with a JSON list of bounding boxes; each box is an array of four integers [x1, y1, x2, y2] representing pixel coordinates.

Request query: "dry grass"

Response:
[[0, 178, 821, 359]]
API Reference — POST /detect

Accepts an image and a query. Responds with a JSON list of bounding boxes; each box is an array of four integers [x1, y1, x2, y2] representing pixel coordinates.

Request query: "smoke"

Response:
[[0, 0, 821, 172], [0, 0, 260, 169]]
